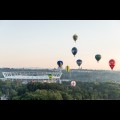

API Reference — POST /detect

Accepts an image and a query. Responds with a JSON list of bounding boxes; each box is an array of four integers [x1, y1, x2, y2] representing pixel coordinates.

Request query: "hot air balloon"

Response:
[[95, 54, 101, 62], [71, 81, 76, 87], [73, 34, 78, 42], [71, 47, 78, 57], [48, 74, 53, 80], [109, 59, 115, 70], [76, 59, 82, 68], [65, 66, 70, 72], [57, 61, 63, 68]]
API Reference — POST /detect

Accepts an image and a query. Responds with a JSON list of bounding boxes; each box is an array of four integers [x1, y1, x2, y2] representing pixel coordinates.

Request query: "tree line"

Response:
[[0, 80, 120, 100]]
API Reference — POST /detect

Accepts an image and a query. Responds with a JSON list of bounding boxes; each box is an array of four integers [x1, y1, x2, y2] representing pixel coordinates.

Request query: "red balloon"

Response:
[[109, 59, 115, 70]]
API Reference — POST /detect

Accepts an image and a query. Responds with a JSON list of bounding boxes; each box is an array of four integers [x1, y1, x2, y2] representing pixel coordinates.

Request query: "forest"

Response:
[[0, 80, 120, 100]]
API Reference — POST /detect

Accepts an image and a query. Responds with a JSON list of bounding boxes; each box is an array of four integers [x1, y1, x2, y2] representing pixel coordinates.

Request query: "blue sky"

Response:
[[0, 20, 120, 70]]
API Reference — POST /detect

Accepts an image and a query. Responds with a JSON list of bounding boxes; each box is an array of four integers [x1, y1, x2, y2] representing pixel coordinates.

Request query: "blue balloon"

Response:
[[57, 61, 63, 68], [76, 59, 82, 66], [71, 47, 78, 57]]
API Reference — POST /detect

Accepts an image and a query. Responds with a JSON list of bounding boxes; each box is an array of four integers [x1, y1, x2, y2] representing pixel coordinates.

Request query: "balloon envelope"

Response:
[[109, 59, 115, 70], [71, 47, 78, 57], [71, 81, 76, 87], [73, 34, 78, 42], [76, 59, 82, 66], [57, 61, 63, 68], [65, 66, 70, 72], [48, 74, 53, 80], [95, 54, 101, 62]]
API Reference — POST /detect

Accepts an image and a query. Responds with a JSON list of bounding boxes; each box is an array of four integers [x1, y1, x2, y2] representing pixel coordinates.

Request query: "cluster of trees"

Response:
[[0, 80, 120, 100]]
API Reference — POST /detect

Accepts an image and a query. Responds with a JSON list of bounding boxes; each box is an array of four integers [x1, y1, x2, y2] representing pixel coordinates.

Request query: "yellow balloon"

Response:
[[48, 74, 53, 80], [66, 66, 70, 72]]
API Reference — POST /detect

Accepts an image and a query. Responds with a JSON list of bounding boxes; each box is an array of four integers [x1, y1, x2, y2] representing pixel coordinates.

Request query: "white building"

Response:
[[2, 69, 62, 83]]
